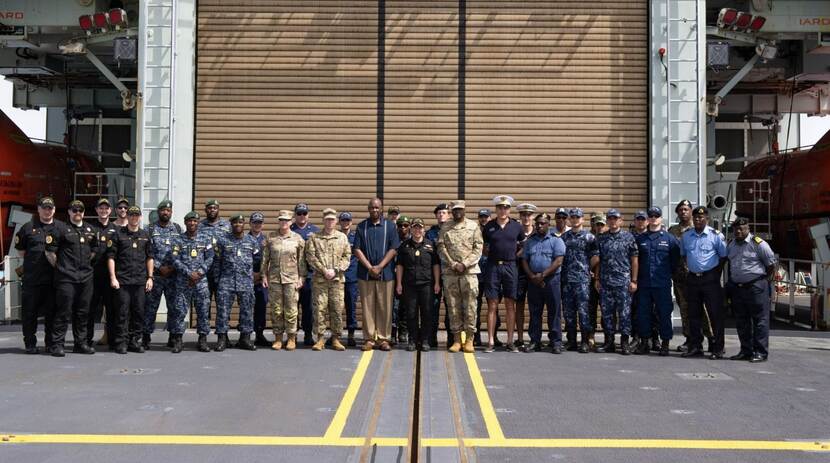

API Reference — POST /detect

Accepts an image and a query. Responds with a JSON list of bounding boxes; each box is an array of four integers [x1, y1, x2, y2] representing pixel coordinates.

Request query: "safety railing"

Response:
[[773, 257, 828, 330], [1, 255, 23, 323]]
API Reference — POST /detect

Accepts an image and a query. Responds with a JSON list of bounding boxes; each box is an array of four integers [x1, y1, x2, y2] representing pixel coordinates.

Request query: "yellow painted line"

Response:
[[462, 352, 505, 441], [322, 350, 373, 440], [2, 434, 828, 452]]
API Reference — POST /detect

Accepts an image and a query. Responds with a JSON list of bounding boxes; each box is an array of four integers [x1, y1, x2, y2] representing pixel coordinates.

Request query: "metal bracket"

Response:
[[707, 54, 761, 116], [83, 50, 137, 110]]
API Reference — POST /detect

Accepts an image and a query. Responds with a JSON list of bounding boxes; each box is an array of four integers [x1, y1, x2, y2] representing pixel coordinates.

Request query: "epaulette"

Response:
[[753, 235, 763, 244]]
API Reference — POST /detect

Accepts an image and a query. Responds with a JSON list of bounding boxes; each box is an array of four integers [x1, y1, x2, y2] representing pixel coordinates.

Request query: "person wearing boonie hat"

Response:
[[212, 213, 259, 352], [44, 199, 98, 356], [338, 211, 359, 346], [246, 211, 270, 347], [426, 202, 451, 348], [395, 217, 440, 352], [15, 196, 61, 354], [512, 203, 537, 349], [88, 197, 119, 348], [667, 199, 709, 353], [106, 203, 154, 354], [170, 210, 214, 352], [261, 210, 306, 352], [143, 199, 183, 351], [594, 208, 639, 355], [679, 205, 727, 359], [305, 208, 352, 351], [290, 202, 320, 347], [560, 206, 597, 353], [437, 200, 482, 354], [553, 207, 570, 237], [197, 199, 231, 323]]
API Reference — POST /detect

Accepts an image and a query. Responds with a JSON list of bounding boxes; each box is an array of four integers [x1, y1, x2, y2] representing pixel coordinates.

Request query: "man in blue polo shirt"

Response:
[[680, 206, 727, 359], [483, 195, 525, 353], [354, 197, 400, 351], [521, 213, 566, 353]]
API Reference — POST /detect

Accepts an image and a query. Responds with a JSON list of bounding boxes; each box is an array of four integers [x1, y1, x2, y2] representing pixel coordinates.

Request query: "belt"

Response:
[[731, 275, 767, 288], [495, 260, 515, 265], [689, 267, 720, 278]]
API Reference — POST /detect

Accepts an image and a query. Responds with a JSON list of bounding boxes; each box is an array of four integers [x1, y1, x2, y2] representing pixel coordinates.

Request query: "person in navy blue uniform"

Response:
[[143, 200, 182, 350], [395, 218, 441, 352], [290, 203, 320, 346], [339, 211, 360, 346], [483, 195, 525, 353], [634, 206, 679, 356], [248, 211, 269, 347], [473, 208, 502, 346], [87, 197, 118, 348], [726, 218, 777, 362], [198, 199, 231, 330], [521, 213, 566, 353], [680, 206, 728, 359], [561, 208, 598, 353], [427, 203, 451, 347], [513, 203, 537, 348]]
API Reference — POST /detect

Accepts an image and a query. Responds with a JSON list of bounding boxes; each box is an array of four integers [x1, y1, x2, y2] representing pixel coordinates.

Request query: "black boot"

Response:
[[73, 343, 95, 354], [303, 332, 314, 346], [254, 331, 270, 347], [634, 338, 649, 355], [142, 333, 151, 350], [214, 334, 228, 352], [620, 335, 631, 355], [659, 339, 670, 357], [50, 344, 66, 357], [628, 336, 640, 353], [237, 332, 256, 351], [347, 329, 356, 347], [197, 334, 211, 352], [398, 331, 408, 345], [171, 334, 183, 354], [447, 332, 454, 348], [127, 339, 144, 353], [596, 335, 615, 353], [391, 327, 398, 345], [473, 333, 482, 346], [651, 337, 660, 352], [566, 340, 579, 352], [578, 336, 590, 354], [166, 333, 174, 348]]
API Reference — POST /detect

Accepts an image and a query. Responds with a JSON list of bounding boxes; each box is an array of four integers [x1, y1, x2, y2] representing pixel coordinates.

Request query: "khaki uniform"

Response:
[[437, 218, 483, 335], [262, 231, 307, 336], [668, 223, 712, 339], [305, 229, 352, 337]]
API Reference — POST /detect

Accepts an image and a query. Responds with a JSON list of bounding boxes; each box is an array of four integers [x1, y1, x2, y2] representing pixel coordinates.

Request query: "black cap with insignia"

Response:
[[692, 206, 708, 216]]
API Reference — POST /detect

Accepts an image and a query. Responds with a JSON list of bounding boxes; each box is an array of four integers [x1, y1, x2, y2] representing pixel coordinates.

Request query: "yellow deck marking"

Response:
[[322, 350, 373, 441], [462, 352, 505, 442]]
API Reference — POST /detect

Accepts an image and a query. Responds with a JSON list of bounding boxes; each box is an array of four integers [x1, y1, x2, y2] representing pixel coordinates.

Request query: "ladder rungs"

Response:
[[668, 59, 697, 62], [669, 99, 698, 103], [669, 181, 699, 185], [668, 140, 697, 144], [669, 161, 699, 164], [669, 119, 697, 123]]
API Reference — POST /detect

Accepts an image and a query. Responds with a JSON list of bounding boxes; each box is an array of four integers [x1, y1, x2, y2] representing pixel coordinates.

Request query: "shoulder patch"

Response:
[[752, 235, 763, 244]]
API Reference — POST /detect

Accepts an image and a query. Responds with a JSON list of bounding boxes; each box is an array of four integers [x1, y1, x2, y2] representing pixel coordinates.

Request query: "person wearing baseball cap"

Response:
[[171, 211, 214, 352], [198, 198, 231, 320], [553, 207, 570, 237], [338, 211, 360, 346], [561, 206, 597, 353], [395, 217, 440, 351], [247, 212, 270, 347], [291, 202, 320, 347], [426, 202, 451, 348], [114, 197, 130, 227], [679, 204, 727, 359], [594, 208, 639, 355], [143, 199, 182, 351], [261, 210, 306, 351], [88, 197, 119, 348]]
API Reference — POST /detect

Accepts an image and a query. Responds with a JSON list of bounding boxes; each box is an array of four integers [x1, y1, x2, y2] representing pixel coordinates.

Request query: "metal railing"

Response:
[[773, 257, 828, 330], [1, 256, 23, 323]]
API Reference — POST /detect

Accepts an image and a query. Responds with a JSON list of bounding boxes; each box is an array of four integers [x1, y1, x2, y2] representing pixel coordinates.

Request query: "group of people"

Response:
[[13, 193, 776, 363]]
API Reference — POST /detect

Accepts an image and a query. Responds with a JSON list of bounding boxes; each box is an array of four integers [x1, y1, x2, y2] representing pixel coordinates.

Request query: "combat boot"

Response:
[[255, 331, 270, 347], [347, 329, 356, 347], [171, 334, 183, 354], [331, 336, 346, 351], [447, 332, 455, 348], [651, 337, 660, 352], [596, 335, 615, 353], [166, 333, 174, 348], [462, 337, 475, 353], [237, 333, 256, 351], [286, 334, 297, 351], [634, 338, 649, 355], [142, 333, 152, 350], [578, 336, 590, 354], [620, 335, 631, 355], [565, 339, 578, 352], [473, 332, 482, 346], [448, 340, 462, 353], [271, 337, 283, 351], [214, 334, 228, 352], [312, 337, 326, 351], [391, 327, 398, 345], [659, 339, 670, 357], [303, 332, 314, 346], [197, 334, 211, 352], [628, 336, 639, 353]]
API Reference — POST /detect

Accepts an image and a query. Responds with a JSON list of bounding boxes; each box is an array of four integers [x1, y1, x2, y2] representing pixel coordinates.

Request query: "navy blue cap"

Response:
[[606, 208, 621, 218], [294, 203, 309, 213], [555, 207, 568, 217], [250, 212, 264, 223], [647, 206, 662, 217], [478, 208, 491, 217], [339, 211, 352, 221], [634, 210, 647, 219], [568, 208, 583, 218]]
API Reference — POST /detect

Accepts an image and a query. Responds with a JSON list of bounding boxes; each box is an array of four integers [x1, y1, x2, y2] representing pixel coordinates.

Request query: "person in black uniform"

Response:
[[107, 206, 154, 354], [87, 197, 118, 348], [396, 218, 441, 352], [14, 196, 61, 354], [46, 200, 99, 356]]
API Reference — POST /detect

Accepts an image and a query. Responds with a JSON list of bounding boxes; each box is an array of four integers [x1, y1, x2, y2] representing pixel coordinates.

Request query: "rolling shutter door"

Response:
[[465, 1, 648, 215], [382, 1, 459, 220], [196, 1, 379, 221]]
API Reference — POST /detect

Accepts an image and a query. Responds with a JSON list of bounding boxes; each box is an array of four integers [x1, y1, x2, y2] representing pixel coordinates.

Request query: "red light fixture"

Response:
[[93, 12, 109, 29], [717, 8, 738, 28], [78, 15, 93, 33], [748, 15, 766, 32], [108, 8, 127, 28], [735, 12, 753, 30]]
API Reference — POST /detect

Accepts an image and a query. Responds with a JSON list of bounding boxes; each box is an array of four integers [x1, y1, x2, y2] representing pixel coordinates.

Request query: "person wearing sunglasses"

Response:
[[114, 197, 130, 227], [88, 197, 119, 349], [290, 202, 320, 346]]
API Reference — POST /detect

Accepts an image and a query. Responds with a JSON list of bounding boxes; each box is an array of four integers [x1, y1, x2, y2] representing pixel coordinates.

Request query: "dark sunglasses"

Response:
[[117, 206, 128, 210], [647, 213, 661, 218], [295, 212, 308, 216], [70, 207, 84, 213]]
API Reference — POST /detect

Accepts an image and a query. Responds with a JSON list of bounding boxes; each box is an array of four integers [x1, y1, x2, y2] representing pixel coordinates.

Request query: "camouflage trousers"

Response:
[[173, 280, 211, 335], [600, 285, 632, 337], [563, 280, 591, 339], [144, 275, 176, 335], [216, 288, 254, 334], [268, 282, 298, 336], [443, 273, 478, 335], [673, 275, 712, 339], [312, 279, 343, 337]]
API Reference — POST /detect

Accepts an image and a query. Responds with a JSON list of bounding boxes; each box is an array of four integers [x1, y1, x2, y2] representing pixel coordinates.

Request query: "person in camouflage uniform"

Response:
[[261, 210, 307, 351], [437, 200, 483, 354], [170, 211, 214, 353], [215, 213, 259, 351], [198, 199, 231, 320], [595, 209, 639, 355], [561, 208, 598, 353], [143, 200, 182, 350], [667, 199, 713, 352], [305, 208, 353, 351]]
